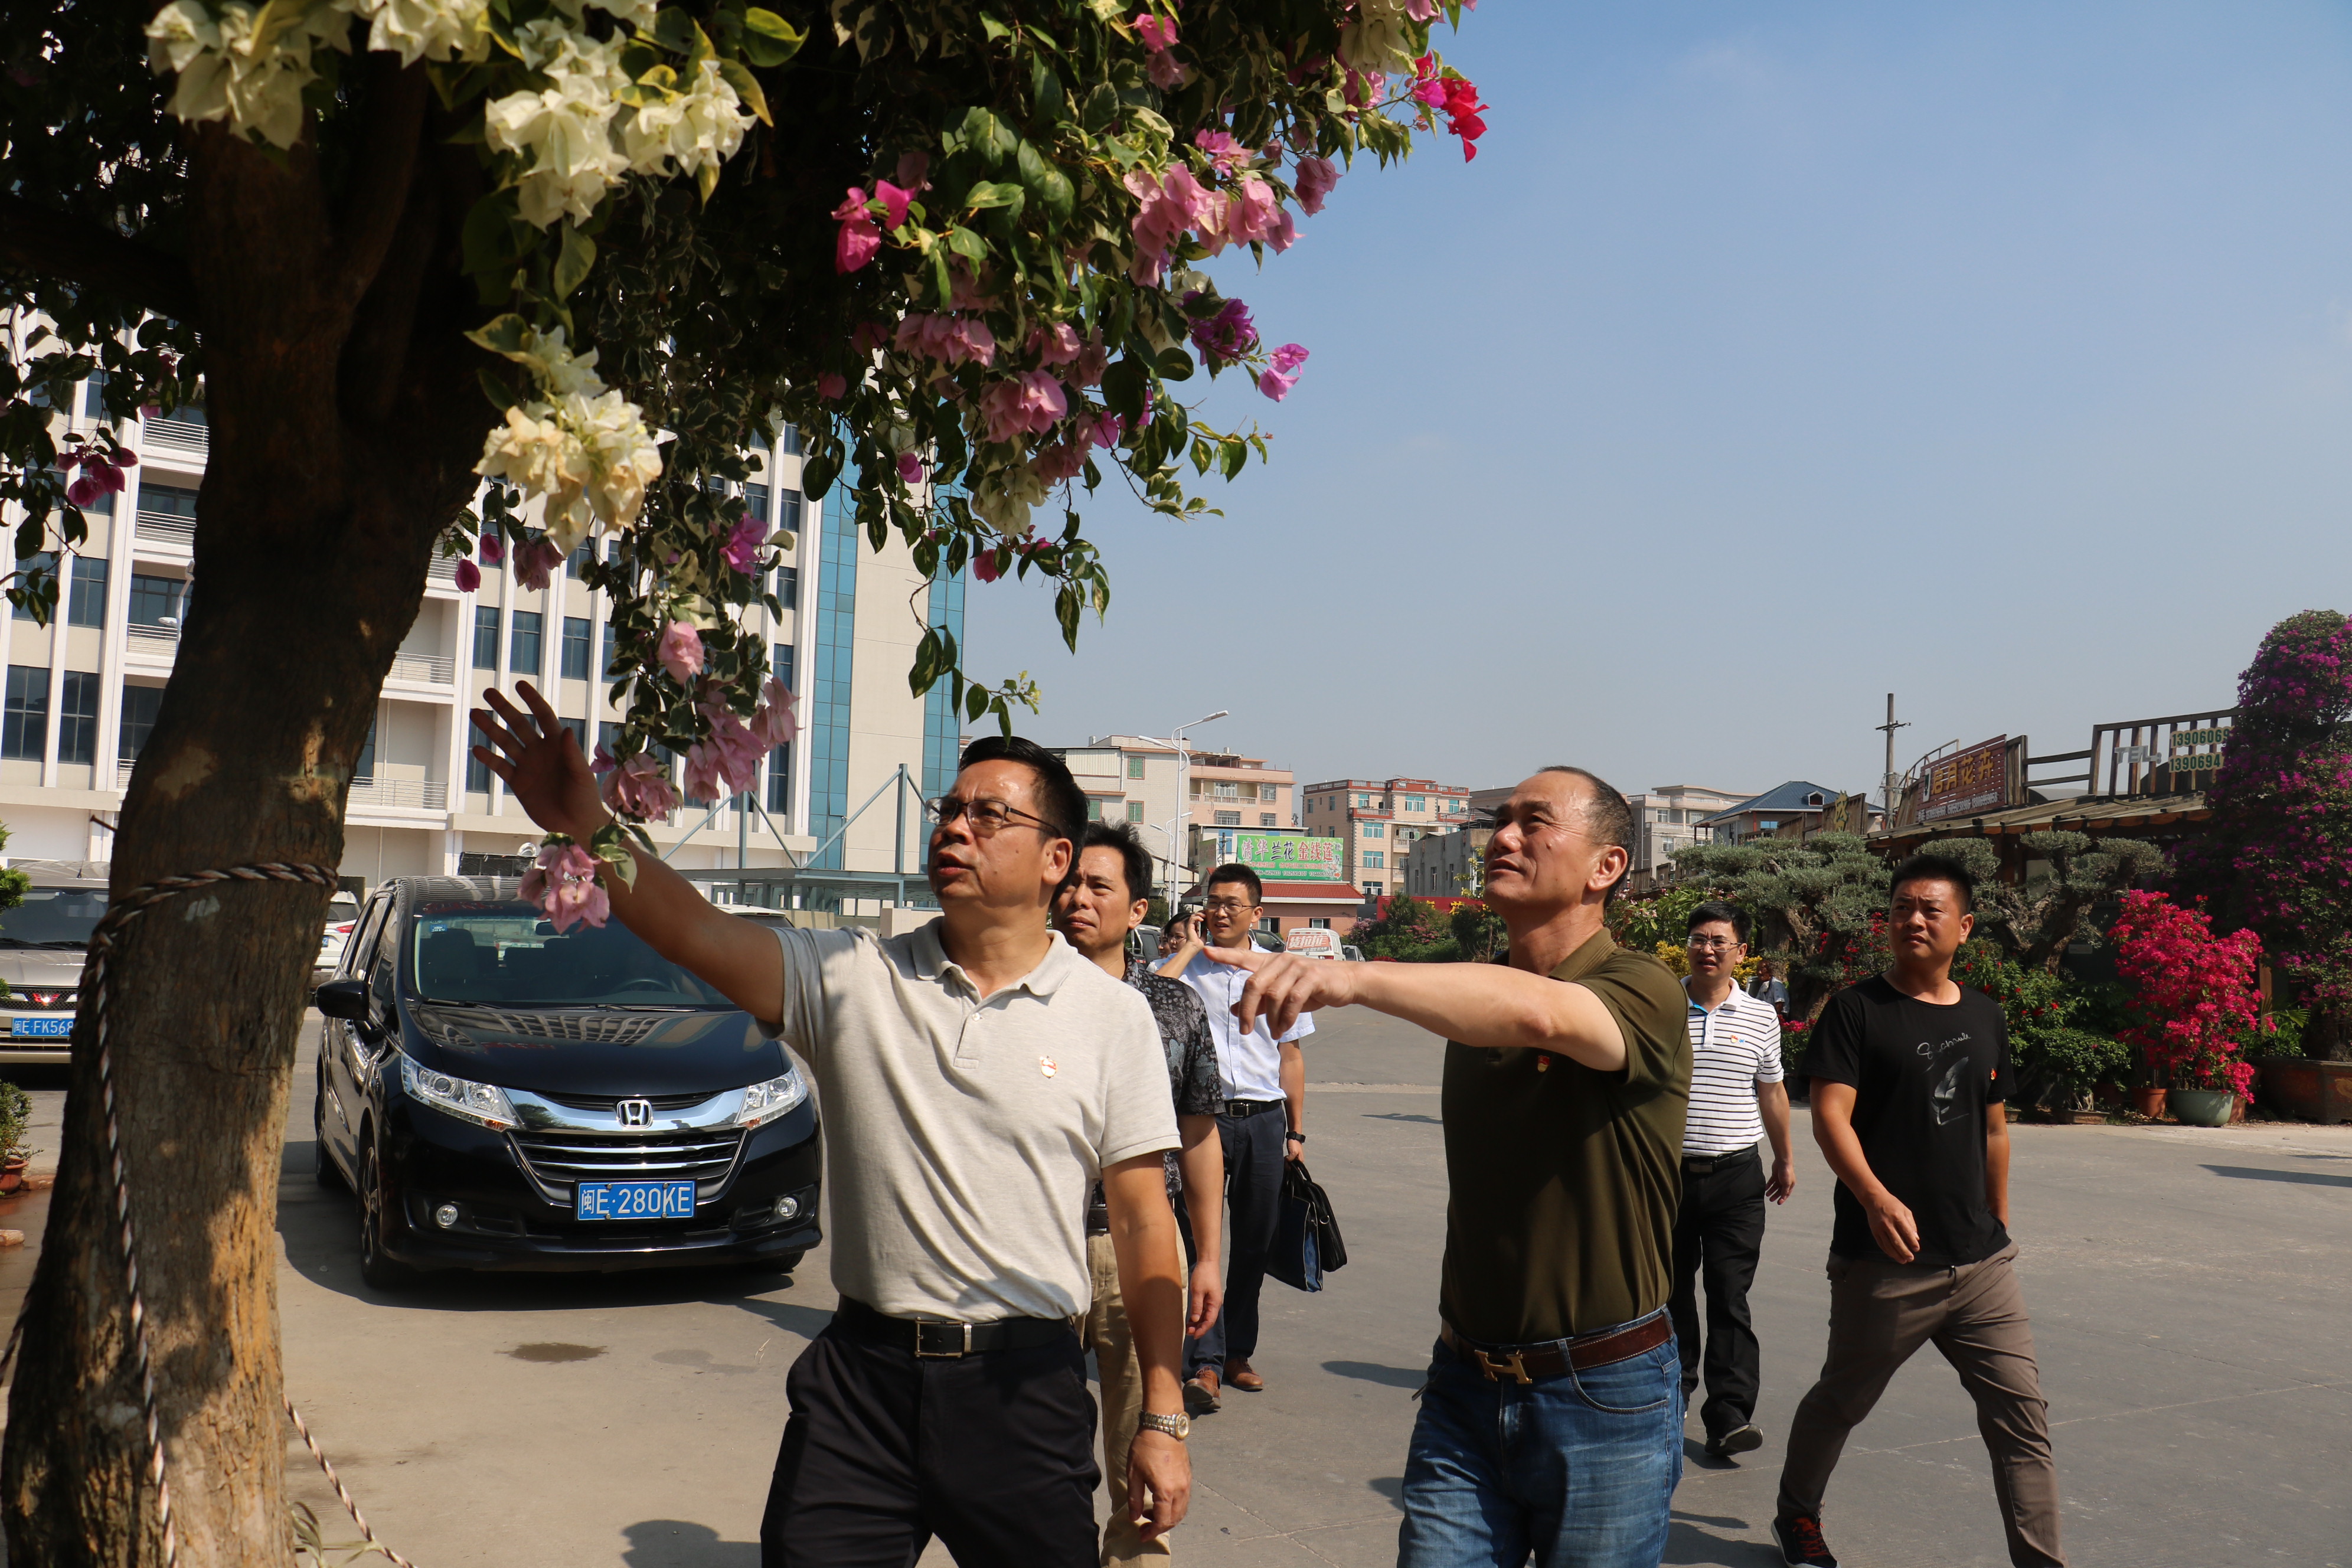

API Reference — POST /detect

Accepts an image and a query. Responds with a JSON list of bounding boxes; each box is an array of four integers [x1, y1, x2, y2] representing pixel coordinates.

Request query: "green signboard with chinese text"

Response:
[[1239, 834, 1342, 884]]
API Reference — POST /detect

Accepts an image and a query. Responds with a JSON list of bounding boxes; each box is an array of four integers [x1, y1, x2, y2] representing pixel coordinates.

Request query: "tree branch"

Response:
[[0, 195, 198, 325], [328, 57, 431, 312]]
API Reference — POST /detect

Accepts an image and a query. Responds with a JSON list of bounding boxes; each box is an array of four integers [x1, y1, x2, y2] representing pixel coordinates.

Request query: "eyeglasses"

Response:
[[923, 796, 1056, 837], [1203, 899, 1256, 914], [1685, 935, 1744, 952]]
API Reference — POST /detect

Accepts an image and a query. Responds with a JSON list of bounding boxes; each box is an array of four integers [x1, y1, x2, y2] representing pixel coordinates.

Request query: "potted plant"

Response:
[[2111, 890, 2262, 1128], [0, 1080, 31, 1192]]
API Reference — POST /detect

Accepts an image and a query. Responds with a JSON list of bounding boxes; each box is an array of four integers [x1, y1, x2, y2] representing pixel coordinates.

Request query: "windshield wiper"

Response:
[[415, 997, 495, 1008], [0, 937, 94, 949]]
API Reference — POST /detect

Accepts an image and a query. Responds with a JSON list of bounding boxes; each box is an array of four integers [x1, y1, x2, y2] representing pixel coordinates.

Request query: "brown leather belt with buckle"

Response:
[[834, 1297, 1076, 1359], [1438, 1311, 1673, 1385]]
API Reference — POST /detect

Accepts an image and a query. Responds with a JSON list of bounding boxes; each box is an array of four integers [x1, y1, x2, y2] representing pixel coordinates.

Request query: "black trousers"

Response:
[[1176, 1105, 1286, 1376], [759, 1314, 1099, 1567], [1669, 1148, 1768, 1440]]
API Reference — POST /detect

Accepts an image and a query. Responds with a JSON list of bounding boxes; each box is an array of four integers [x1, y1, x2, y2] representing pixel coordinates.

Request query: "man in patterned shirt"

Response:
[[1057, 822, 1226, 1565]]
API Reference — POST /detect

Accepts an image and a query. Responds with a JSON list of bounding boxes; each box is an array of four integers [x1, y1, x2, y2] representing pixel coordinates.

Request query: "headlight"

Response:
[[400, 1055, 518, 1131], [734, 1067, 809, 1130]]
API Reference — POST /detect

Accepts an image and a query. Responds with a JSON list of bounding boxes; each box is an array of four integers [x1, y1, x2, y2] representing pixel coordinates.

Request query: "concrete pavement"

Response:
[[4, 1007, 2350, 1564]]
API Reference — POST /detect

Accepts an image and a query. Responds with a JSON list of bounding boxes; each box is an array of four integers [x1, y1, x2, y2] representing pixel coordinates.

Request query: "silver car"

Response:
[[0, 873, 107, 1066]]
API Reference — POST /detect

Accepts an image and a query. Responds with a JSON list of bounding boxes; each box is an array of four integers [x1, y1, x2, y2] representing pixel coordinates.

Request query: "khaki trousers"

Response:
[[1083, 1231, 1171, 1566], [1779, 1243, 2065, 1567]]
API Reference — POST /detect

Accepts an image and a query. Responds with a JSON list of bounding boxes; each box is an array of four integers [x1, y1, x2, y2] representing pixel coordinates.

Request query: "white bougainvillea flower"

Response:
[[619, 57, 753, 180], [357, 0, 492, 68], [485, 21, 632, 227], [1338, 0, 1415, 72], [144, 0, 356, 151], [970, 458, 1050, 533]]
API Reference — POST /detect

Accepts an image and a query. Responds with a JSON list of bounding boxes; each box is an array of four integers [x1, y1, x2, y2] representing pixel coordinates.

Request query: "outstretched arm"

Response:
[[1203, 949, 1628, 1072], [471, 682, 783, 1022]]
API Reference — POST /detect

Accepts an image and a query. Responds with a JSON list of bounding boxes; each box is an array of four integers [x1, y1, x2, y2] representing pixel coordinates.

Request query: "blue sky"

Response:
[[968, 1, 2352, 805]]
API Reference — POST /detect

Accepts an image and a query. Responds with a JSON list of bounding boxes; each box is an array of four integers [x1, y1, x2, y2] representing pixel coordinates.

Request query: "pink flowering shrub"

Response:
[[2110, 890, 2262, 1099], [2174, 610, 2352, 1054], [521, 841, 610, 935]]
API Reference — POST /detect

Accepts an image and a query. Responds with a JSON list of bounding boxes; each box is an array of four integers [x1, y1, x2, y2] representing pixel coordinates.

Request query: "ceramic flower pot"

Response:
[[2166, 1089, 2238, 1128], [2130, 1086, 2168, 1119], [0, 1156, 25, 1194]]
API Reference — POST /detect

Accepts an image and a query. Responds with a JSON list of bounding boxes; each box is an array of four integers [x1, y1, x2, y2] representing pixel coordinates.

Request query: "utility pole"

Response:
[[1877, 693, 1909, 819]]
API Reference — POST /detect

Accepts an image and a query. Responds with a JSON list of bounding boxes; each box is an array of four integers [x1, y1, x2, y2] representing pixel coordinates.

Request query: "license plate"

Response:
[[574, 1179, 696, 1221], [9, 1017, 71, 1038]]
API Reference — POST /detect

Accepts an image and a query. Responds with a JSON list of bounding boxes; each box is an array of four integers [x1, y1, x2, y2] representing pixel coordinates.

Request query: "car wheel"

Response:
[[312, 1079, 344, 1191], [356, 1139, 419, 1291]]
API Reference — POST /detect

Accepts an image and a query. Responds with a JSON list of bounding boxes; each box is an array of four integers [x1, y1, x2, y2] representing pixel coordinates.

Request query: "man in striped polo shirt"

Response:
[[1671, 900, 1796, 1459]]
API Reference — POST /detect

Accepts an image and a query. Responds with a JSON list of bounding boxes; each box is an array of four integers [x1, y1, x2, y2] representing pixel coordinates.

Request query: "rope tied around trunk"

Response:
[[0, 863, 416, 1567]]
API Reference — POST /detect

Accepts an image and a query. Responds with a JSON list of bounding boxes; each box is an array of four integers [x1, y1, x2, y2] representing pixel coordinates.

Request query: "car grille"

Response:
[[533, 1090, 716, 1114], [507, 1127, 746, 1203], [5, 989, 78, 1011]]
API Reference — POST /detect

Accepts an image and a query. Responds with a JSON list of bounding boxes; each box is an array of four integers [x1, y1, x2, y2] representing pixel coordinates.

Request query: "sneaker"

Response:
[[1182, 1369, 1221, 1416], [1709, 1423, 1765, 1458], [1772, 1514, 1838, 1567]]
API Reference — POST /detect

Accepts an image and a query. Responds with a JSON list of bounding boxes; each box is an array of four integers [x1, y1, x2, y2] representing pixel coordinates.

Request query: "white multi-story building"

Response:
[[1298, 776, 1472, 900], [1625, 783, 1751, 890], [2, 360, 958, 907], [1053, 737, 1295, 901]]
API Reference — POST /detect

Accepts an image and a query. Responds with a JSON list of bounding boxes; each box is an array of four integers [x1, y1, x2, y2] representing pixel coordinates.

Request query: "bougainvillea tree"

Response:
[[2174, 609, 2352, 1060], [0, 0, 1484, 1556], [2109, 888, 2263, 1098]]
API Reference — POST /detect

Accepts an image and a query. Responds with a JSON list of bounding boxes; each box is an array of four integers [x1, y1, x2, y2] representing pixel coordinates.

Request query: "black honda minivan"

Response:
[[313, 877, 821, 1288]]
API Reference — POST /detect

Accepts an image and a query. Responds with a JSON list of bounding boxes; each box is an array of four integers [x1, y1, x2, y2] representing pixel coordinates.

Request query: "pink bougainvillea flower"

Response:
[[749, 677, 799, 750], [721, 512, 768, 574], [894, 149, 932, 190], [817, 371, 848, 400], [1223, 178, 1284, 247], [453, 557, 482, 593], [972, 549, 1004, 584], [1442, 76, 1488, 159], [514, 537, 565, 591], [1194, 129, 1247, 174], [1123, 164, 1216, 286], [65, 474, 104, 507], [479, 531, 505, 566], [1294, 155, 1339, 214], [602, 751, 682, 820], [852, 321, 888, 356], [1070, 336, 1111, 387], [978, 371, 1070, 444], [1135, 14, 1177, 51], [1258, 342, 1310, 401], [1087, 410, 1126, 449], [658, 620, 705, 686], [522, 841, 609, 933], [896, 452, 926, 486], [832, 187, 882, 273], [1188, 295, 1259, 364], [871, 178, 915, 231], [1029, 322, 1083, 366], [1030, 442, 1087, 484]]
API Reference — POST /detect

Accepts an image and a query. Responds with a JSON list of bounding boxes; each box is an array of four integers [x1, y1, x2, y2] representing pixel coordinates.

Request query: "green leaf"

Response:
[[802, 453, 840, 499], [1080, 83, 1119, 133], [1190, 436, 1212, 476], [1016, 141, 1074, 223], [459, 195, 524, 280], [980, 12, 1011, 41], [740, 7, 806, 67], [944, 226, 989, 264], [1031, 56, 1064, 119], [651, 8, 697, 53], [1101, 357, 1146, 419], [463, 312, 532, 358], [696, 158, 722, 204], [716, 58, 771, 125], [1219, 437, 1247, 480], [478, 367, 523, 411], [959, 106, 1017, 164], [965, 681, 991, 721], [553, 226, 595, 299], [1155, 348, 1194, 381], [963, 180, 1023, 210]]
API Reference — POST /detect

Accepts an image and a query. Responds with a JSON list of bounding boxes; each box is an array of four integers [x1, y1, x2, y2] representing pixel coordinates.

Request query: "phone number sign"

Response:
[[1919, 736, 2010, 822], [1239, 834, 1342, 883]]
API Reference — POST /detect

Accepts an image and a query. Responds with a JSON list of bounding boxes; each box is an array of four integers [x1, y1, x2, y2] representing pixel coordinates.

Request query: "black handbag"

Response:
[[1268, 1157, 1348, 1293]]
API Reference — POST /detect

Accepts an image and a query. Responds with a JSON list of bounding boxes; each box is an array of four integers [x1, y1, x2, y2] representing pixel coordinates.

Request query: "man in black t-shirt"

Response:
[[1772, 854, 2065, 1568]]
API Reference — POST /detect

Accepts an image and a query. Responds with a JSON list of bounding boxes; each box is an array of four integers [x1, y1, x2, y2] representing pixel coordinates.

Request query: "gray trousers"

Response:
[[1778, 1242, 2065, 1567]]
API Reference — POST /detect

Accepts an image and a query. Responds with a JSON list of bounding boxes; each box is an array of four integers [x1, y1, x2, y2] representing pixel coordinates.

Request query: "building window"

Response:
[[1128, 756, 1145, 779], [774, 642, 796, 690], [1120, 800, 1141, 823], [141, 483, 199, 518], [1363, 822, 1384, 838], [1309, 917, 1330, 929], [602, 621, 618, 677], [1259, 783, 1278, 801], [561, 616, 591, 680], [67, 557, 108, 628], [1259, 813, 1276, 826], [745, 482, 770, 523], [1213, 810, 1240, 826], [10, 553, 54, 620], [780, 425, 805, 456], [2, 667, 48, 760], [567, 542, 593, 580], [510, 609, 543, 675], [354, 714, 377, 780], [57, 672, 99, 765], [466, 721, 495, 794], [775, 564, 799, 609], [1363, 851, 1384, 869], [120, 684, 163, 760], [128, 574, 184, 627], [1406, 795, 1426, 812], [473, 606, 501, 671], [81, 371, 109, 419], [776, 488, 804, 535], [560, 716, 587, 755], [1364, 881, 1383, 897], [767, 743, 792, 815], [1087, 799, 1105, 821], [1214, 781, 1238, 798]]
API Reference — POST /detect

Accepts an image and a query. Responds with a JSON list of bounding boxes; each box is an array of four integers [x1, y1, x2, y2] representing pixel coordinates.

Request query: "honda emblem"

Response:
[[616, 1097, 653, 1128]]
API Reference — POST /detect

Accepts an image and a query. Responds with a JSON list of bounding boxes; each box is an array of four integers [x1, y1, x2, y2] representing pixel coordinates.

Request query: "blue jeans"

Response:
[[1396, 1322, 1684, 1568]]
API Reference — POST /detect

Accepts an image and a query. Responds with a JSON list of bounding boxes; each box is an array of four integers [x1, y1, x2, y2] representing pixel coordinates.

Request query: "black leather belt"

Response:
[[1438, 1311, 1673, 1385], [1222, 1097, 1283, 1118], [834, 1297, 1075, 1359], [1682, 1148, 1759, 1173]]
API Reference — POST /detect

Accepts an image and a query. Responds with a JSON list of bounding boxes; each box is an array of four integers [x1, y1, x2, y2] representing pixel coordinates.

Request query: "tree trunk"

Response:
[[3, 87, 488, 1563]]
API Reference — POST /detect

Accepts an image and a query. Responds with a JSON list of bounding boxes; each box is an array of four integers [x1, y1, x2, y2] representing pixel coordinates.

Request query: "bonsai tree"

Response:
[[1665, 832, 1887, 1021], [1962, 831, 2162, 974], [0, 0, 1487, 1556], [2110, 888, 2262, 1100], [2174, 609, 2352, 1060]]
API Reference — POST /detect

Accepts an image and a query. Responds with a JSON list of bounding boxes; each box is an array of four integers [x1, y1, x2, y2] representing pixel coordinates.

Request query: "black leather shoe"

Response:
[[1707, 1423, 1764, 1458]]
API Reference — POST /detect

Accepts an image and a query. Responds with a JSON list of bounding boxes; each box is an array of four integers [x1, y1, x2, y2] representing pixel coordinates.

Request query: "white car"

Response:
[[312, 891, 362, 984]]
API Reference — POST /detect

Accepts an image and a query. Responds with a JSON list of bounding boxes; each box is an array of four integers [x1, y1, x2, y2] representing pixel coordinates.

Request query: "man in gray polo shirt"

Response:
[[474, 687, 1194, 1567]]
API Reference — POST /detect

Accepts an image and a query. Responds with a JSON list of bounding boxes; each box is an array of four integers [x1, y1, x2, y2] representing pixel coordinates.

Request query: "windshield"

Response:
[[407, 900, 732, 1008], [0, 887, 107, 949]]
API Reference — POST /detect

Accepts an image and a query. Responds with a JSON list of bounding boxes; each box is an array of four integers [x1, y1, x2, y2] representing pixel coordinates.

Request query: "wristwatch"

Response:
[[1136, 1410, 1191, 1441], [1286, 1131, 1306, 1143]]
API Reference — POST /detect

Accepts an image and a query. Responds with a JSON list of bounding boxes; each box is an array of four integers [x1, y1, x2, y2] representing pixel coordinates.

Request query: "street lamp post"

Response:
[[1142, 708, 1227, 907]]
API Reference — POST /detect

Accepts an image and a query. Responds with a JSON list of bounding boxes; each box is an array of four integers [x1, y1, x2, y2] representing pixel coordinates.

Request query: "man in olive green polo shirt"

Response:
[[1210, 767, 1690, 1568]]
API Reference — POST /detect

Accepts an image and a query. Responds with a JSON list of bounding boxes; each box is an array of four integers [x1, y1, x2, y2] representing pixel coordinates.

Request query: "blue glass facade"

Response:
[[807, 491, 860, 869], [922, 566, 966, 800]]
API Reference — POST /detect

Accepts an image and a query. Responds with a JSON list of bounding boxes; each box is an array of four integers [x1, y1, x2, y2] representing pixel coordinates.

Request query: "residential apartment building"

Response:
[[1401, 824, 1492, 899], [1299, 776, 1472, 899], [2, 351, 955, 906], [1693, 780, 1844, 848], [1052, 738, 1296, 900], [1625, 783, 1751, 890]]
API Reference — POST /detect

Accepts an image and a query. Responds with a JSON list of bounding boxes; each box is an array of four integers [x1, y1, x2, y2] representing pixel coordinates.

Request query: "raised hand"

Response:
[[470, 682, 608, 841], [1203, 946, 1357, 1039]]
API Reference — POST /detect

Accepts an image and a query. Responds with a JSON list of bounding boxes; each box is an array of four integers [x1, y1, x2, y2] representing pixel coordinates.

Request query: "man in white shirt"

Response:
[[473, 685, 1194, 1567], [1674, 901, 1796, 1460], [1156, 863, 1312, 1413]]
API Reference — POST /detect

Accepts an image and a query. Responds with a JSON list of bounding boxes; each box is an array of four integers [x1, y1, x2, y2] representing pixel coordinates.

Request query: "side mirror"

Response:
[[313, 978, 369, 1021]]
